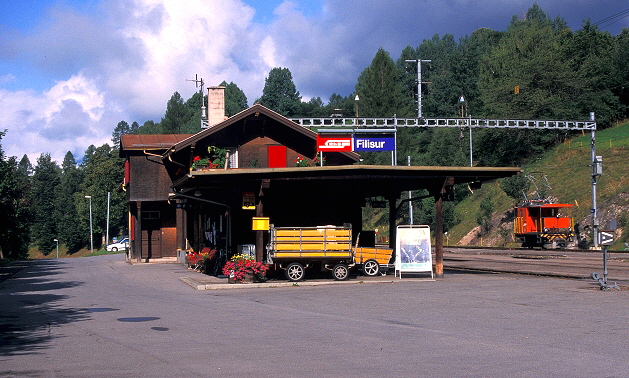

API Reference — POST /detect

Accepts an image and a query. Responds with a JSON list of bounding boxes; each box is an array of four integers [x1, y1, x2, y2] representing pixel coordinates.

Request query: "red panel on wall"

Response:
[[267, 145, 287, 168]]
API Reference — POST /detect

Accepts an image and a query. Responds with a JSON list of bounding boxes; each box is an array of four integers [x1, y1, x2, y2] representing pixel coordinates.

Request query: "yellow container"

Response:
[[252, 217, 270, 231]]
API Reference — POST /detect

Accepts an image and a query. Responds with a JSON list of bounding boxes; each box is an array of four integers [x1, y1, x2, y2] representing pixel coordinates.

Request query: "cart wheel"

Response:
[[285, 262, 305, 282], [332, 264, 349, 281], [362, 259, 380, 276]]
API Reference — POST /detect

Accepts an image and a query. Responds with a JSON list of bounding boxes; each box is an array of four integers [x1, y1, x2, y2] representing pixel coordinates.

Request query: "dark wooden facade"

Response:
[[121, 104, 521, 274], [120, 134, 192, 261]]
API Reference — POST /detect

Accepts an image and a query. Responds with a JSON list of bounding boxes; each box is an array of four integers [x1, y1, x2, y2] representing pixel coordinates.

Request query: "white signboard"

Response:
[[395, 225, 433, 278]]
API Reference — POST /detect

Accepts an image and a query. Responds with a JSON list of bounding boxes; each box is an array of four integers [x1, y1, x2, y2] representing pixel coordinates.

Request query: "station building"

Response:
[[119, 87, 520, 275]]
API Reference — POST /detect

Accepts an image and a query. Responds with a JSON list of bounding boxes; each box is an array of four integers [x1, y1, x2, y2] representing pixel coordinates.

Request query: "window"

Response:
[[141, 211, 160, 219], [227, 147, 238, 168]]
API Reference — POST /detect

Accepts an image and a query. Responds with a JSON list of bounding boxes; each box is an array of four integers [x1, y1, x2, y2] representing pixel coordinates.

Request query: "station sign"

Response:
[[353, 137, 395, 151], [316, 136, 353, 152], [242, 192, 255, 210]]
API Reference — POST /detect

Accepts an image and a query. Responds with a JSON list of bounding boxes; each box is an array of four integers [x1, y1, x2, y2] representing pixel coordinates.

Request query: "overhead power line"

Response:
[[593, 8, 629, 29]]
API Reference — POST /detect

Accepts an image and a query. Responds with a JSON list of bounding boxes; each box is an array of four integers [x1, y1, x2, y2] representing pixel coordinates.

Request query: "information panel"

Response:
[[395, 225, 433, 278]]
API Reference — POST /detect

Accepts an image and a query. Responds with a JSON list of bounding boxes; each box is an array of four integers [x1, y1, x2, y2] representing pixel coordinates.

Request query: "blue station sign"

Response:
[[353, 137, 395, 151]]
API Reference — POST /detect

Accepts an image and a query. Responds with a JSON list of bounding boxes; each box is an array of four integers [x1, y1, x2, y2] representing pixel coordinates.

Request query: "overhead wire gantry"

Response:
[[290, 113, 602, 248]]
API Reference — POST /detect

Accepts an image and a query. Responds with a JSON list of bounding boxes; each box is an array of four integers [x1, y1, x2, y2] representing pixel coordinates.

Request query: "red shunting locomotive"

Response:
[[514, 201, 575, 249]]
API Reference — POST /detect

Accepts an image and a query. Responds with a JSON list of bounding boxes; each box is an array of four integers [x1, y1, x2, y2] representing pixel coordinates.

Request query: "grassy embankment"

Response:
[[27, 245, 124, 259], [449, 121, 629, 250]]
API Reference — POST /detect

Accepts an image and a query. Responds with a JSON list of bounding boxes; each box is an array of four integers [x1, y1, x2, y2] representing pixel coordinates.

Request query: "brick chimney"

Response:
[[206, 86, 225, 128]]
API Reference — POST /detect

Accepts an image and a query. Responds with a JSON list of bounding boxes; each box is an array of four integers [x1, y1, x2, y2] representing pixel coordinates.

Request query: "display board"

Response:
[[395, 225, 433, 279]]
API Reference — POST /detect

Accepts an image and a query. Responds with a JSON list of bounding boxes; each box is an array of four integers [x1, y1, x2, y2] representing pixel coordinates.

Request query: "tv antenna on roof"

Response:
[[186, 74, 204, 92], [186, 74, 208, 128]]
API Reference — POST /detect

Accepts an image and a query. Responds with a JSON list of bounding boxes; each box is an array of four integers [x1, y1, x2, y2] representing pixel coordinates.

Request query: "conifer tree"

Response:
[[221, 81, 248, 116], [257, 67, 302, 116], [56, 151, 84, 253], [161, 92, 188, 133], [112, 121, 131, 147], [355, 48, 411, 118], [31, 153, 61, 254]]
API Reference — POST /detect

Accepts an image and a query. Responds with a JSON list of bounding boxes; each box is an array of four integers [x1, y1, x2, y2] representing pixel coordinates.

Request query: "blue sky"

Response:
[[0, 0, 627, 163]]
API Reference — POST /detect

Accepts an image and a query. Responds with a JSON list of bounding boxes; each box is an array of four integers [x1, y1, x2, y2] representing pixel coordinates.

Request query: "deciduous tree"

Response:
[[0, 131, 31, 259], [80, 145, 126, 247]]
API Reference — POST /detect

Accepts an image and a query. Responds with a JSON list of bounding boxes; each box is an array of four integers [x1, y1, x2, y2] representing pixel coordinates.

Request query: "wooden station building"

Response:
[[120, 88, 520, 276]]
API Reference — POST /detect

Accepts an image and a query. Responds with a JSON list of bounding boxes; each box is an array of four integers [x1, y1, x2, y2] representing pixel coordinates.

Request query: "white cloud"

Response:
[[1, 0, 271, 163], [0, 72, 117, 163], [107, 0, 265, 117], [0, 0, 626, 165], [0, 74, 16, 84]]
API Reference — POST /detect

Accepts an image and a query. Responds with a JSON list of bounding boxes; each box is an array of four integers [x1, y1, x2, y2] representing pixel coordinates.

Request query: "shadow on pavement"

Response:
[[0, 259, 89, 356]]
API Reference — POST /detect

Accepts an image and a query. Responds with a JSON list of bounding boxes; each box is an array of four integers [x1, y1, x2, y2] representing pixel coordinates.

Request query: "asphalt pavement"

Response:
[[1, 252, 629, 377]]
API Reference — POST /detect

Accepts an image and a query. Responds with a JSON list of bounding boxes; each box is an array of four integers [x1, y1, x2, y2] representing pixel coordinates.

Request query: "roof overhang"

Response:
[[171, 165, 522, 198]]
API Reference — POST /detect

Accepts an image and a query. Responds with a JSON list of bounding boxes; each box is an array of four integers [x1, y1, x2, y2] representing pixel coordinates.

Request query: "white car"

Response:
[[106, 237, 129, 252]]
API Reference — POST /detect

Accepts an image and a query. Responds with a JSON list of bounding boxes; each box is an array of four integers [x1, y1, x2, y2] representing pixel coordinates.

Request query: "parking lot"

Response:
[[1, 253, 628, 377]]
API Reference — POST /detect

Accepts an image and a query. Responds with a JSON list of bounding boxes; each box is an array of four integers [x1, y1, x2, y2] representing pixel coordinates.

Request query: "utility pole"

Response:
[[590, 112, 601, 248], [408, 156, 413, 225], [459, 96, 473, 167], [106, 192, 110, 247], [84, 195, 93, 254], [405, 59, 431, 118]]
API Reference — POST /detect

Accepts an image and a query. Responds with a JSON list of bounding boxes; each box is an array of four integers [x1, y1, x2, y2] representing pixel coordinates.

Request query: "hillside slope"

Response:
[[450, 121, 629, 250]]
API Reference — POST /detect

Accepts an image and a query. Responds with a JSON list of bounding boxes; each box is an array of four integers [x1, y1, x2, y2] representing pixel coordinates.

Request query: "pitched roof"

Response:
[[121, 134, 194, 150], [163, 103, 360, 161]]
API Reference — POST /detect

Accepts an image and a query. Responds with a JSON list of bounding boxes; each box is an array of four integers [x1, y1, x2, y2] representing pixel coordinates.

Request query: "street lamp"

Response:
[[459, 95, 465, 117], [53, 238, 59, 258], [84, 195, 93, 254], [459, 96, 473, 167], [354, 94, 359, 117]]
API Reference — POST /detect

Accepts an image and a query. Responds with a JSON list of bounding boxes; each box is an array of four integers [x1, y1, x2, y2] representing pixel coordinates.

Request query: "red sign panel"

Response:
[[316, 136, 353, 152]]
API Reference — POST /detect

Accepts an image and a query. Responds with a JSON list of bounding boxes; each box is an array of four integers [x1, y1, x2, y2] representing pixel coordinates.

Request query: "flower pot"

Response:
[[241, 272, 256, 283], [227, 272, 255, 284]]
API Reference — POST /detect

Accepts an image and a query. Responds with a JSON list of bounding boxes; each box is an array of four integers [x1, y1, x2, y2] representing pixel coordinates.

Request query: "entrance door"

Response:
[[267, 145, 287, 168], [141, 216, 161, 259]]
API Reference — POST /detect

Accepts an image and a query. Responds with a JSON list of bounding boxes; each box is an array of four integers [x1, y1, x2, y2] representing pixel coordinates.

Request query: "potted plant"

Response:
[[191, 156, 210, 170], [294, 155, 325, 167], [192, 146, 228, 170], [222, 254, 268, 283]]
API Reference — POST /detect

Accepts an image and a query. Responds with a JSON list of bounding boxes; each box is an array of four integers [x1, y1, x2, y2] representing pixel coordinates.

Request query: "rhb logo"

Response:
[[322, 140, 351, 148], [317, 136, 352, 151]]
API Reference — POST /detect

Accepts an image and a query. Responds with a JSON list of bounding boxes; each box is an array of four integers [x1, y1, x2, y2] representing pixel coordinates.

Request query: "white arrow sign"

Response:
[[599, 230, 615, 246]]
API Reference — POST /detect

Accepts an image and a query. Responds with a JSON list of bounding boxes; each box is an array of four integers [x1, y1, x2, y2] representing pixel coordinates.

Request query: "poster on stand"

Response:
[[395, 225, 433, 278]]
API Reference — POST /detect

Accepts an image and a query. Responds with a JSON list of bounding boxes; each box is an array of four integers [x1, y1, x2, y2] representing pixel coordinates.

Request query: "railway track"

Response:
[[441, 246, 629, 283]]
